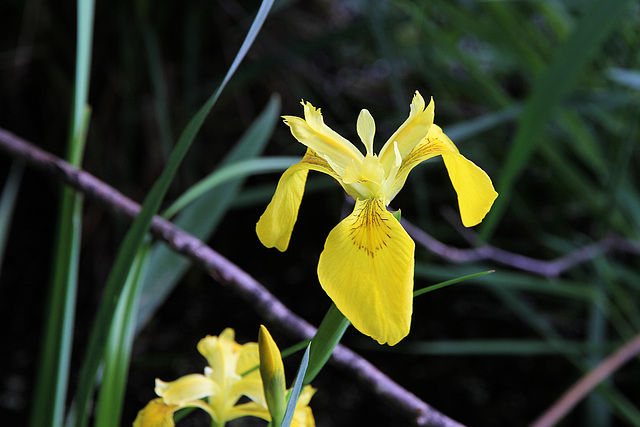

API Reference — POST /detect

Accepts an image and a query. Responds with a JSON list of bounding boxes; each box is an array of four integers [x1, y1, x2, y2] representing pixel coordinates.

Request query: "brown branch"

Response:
[[0, 127, 465, 427], [530, 331, 640, 427], [402, 219, 640, 278]]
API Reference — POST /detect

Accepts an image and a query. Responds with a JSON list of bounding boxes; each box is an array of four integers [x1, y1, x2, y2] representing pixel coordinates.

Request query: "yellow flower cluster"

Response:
[[134, 328, 315, 427]]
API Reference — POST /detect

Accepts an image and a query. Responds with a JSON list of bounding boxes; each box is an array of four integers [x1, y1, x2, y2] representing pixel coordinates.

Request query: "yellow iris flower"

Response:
[[256, 91, 498, 346], [134, 328, 315, 427]]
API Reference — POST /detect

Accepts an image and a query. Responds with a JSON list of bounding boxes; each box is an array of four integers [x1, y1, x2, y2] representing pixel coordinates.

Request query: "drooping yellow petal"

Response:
[[283, 101, 363, 171], [423, 125, 498, 227], [155, 374, 218, 406], [386, 124, 498, 227], [378, 91, 434, 172], [255, 161, 309, 252], [441, 152, 498, 227], [133, 398, 179, 427], [317, 198, 415, 345], [257, 149, 348, 251]]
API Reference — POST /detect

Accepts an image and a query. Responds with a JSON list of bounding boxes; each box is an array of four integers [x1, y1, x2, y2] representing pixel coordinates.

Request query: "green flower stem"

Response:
[[304, 303, 350, 384]]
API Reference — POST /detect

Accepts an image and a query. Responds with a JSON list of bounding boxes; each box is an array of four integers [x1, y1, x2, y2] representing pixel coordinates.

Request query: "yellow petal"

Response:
[[283, 101, 363, 171], [256, 160, 309, 252], [317, 198, 415, 345], [236, 342, 260, 377], [155, 374, 218, 406], [133, 398, 178, 427], [360, 154, 385, 186], [442, 152, 498, 227], [356, 109, 375, 155], [386, 124, 498, 226], [197, 329, 243, 385], [291, 386, 317, 427], [232, 342, 264, 404], [295, 385, 316, 408], [257, 149, 347, 252], [379, 91, 434, 172], [291, 406, 316, 427], [423, 125, 498, 227], [226, 401, 271, 422]]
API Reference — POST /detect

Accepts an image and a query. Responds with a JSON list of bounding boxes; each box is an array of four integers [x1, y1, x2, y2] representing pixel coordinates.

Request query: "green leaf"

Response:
[[281, 344, 311, 427], [479, 0, 632, 241], [413, 270, 494, 298], [136, 94, 281, 331], [69, 1, 276, 425], [304, 304, 350, 385], [162, 156, 297, 220], [94, 244, 150, 427], [32, 106, 91, 427]]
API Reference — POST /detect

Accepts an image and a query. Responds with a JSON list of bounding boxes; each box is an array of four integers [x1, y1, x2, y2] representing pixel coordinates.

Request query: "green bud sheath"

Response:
[[259, 325, 287, 426]]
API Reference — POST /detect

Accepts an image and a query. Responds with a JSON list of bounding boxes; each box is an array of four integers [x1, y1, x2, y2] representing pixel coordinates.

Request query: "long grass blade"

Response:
[[480, 0, 632, 240], [163, 156, 297, 219], [136, 94, 281, 331], [94, 244, 150, 427], [69, 2, 275, 426], [30, 0, 95, 413], [281, 344, 311, 427], [0, 161, 23, 277], [413, 270, 494, 298]]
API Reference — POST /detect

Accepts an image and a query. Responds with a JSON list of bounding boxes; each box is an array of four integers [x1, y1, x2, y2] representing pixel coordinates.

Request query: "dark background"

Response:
[[2, 0, 640, 426]]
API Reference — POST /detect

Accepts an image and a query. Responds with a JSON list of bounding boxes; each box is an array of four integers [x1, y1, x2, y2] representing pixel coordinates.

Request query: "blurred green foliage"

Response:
[[1, 0, 640, 426]]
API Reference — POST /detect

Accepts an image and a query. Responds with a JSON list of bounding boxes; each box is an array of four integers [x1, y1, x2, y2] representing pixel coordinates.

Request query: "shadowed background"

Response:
[[1, 0, 640, 426]]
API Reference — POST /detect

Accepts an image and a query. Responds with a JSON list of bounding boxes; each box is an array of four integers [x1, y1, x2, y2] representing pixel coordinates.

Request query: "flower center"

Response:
[[342, 153, 386, 199]]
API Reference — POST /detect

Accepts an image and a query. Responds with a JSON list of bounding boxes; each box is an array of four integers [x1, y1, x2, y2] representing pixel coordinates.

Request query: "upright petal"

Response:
[[197, 329, 242, 385], [378, 91, 434, 172], [283, 101, 363, 171], [318, 198, 415, 345], [356, 109, 375, 155], [257, 149, 348, 251]]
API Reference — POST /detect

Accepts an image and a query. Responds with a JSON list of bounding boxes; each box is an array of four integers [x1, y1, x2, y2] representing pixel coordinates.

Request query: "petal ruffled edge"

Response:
[[317, 198, 415, 345], [379, 91, 434, 172], [283, 101, 363, 171]]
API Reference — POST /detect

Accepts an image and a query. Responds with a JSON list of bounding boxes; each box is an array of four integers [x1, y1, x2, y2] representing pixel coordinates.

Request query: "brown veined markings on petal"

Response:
[[395, 137, 451, 180], [300, 149, 343, 183], [348, 199, 391, 258]]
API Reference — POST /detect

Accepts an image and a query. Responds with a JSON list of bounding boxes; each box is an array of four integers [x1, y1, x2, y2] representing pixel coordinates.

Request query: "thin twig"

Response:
[[530, 331, 640, 427], [0, 127, 464, 427], [402, 219, 639, 278]]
